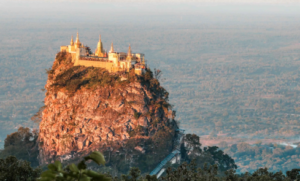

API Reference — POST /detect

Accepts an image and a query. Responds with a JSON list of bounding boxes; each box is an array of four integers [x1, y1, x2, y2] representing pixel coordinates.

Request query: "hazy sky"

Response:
[[3, 0, 300, 2], [2, 1, 300, 15]]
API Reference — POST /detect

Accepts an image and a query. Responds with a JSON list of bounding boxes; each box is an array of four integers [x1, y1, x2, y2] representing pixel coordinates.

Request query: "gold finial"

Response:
[[95, 34, 104, 56], [110, 42, 114, 53], [127, 44, 132, 56], [70, 35, 74, 45], [97, 35, 103, 49], [76, 31, 79, 42], [127, 44, 132, 61]]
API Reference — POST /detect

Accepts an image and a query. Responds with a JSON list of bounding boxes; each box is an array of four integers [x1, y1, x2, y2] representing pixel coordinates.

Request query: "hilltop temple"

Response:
[[60, 32, 146, 75]]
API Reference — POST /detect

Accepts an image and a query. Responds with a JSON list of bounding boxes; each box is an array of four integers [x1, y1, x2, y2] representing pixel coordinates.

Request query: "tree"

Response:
[[38, 151, 110, 181], [184, 134, 202, 156], [203, 146, 237, 172], [0, 156, 41, 181], [121, 167, 141, 181], [286, 169, 300, 180], [181, 134, 237, 173], [161, 161, 219, 181], [153, 69, 162, 80], [86, 46, 93, 55], [0, 127, 39, 167], [159, 160, 300, 181]]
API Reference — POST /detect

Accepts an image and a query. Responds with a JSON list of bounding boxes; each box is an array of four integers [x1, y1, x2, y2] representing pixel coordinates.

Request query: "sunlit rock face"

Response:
[[38, 52, 177, 165]]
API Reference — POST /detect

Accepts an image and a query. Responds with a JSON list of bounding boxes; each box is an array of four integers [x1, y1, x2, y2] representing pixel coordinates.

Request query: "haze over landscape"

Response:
[[1, 0, 300, 175]]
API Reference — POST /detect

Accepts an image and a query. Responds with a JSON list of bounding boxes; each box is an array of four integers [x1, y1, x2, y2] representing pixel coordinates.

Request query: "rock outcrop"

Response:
[[38, 52, 178, 167]]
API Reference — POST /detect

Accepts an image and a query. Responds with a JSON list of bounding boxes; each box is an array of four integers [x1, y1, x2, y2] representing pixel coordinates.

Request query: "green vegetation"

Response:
[[0, 127, 39, 167], [127, 126, 144, 137], [139, 69, 170, 102], [160, 160, 300, 181], [1, 130, 300, 180], [98, 131, 174, 175], [3, 152, 300, 181], [54, 66, 120, 93], [219, 141, 300, 174], [48, 52, 122, 94], [0, 156, 41, 181], [55, 51, 72, 64], [38, 151, 109, 181], [134, 112, 141, 120], [181, 134, 237, 172]]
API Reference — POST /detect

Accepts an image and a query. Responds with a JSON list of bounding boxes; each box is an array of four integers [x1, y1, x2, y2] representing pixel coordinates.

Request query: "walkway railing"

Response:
[[149, 129, 185, 177], [149, 150, 180, 176]]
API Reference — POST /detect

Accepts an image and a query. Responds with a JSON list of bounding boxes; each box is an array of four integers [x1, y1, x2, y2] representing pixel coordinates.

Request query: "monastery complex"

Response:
[[60, 32, 147, 75]]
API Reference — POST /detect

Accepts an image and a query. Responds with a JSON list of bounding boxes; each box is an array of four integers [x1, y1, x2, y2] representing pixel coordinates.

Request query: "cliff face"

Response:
[[39, 52, 177, 167]]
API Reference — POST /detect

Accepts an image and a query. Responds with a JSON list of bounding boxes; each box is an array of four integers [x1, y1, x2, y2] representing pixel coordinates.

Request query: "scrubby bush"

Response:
[[50, 66, 121, 93], [37, 151, 110, 181], [134, 112, 141, 120]]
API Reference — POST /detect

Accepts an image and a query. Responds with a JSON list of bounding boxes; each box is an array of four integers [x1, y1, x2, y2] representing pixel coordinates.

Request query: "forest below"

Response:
[[1, 129, 300, 180]]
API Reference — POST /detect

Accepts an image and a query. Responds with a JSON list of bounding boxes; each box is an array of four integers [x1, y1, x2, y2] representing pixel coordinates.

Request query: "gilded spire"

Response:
[[110, 42, 114, 53], [70, 35, 74, 46], [97, 35, 103, 51], [126, 44, 132, 61], [97, 35, 102, 48], [95, 34, 105, 57], [127, 44, 132, 57], [74, 31, 82, 49], [76, 31, 79, 43]]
